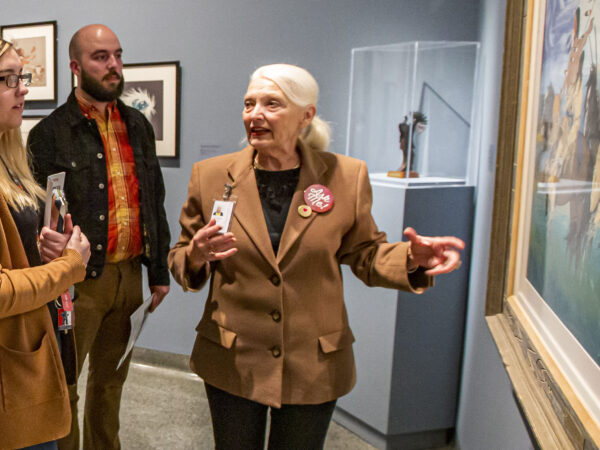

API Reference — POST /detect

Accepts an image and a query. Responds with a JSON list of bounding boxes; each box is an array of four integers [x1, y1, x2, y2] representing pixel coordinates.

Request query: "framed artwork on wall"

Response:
[[120, 61, 181, 161], [1, 21, 57, 102], [486, 0, 600, 448], [20, 115, 45, 144]]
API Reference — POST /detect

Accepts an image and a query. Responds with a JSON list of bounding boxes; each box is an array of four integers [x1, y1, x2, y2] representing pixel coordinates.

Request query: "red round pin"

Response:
[[303, 184, 334, 213]]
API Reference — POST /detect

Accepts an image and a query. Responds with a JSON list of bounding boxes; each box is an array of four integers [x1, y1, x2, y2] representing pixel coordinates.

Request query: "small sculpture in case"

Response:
[[388, 112, 427, 179]]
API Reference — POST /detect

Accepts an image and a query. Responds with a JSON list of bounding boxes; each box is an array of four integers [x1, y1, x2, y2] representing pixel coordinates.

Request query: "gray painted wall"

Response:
[[3, 0, 480, 354], [2, 1, 535, 447], [455, 0, 534, 449]]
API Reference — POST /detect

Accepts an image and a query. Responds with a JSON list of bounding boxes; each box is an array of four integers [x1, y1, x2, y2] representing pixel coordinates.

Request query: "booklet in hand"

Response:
[[44, 172, 67, 232]]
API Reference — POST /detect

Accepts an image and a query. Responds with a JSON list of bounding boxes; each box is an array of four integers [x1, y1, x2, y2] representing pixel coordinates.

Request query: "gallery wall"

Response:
[[2, 0, 481, 354], [456, 0, 534, 448]]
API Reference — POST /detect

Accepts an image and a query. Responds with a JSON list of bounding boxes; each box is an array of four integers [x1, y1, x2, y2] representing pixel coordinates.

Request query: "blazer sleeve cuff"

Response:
[[168, 246, 210, 292], [371, 242, 433, 293]]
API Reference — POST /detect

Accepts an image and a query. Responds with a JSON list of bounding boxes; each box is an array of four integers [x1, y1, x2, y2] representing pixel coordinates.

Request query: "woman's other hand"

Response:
[[186, 218, 238, 271], [66, 225, 91, 266], [403, 227, 465, 276], [39, 213, 74, 262]]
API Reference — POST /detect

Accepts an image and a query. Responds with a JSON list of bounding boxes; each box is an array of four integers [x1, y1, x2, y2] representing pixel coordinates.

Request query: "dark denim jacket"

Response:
[[28, 91, 170, 286]]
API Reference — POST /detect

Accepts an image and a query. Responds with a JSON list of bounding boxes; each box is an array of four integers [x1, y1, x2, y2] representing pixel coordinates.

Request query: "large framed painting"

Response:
[[1, 21, 57, 102], [486, 0, 600, 448], [120, 61, 181, 161]]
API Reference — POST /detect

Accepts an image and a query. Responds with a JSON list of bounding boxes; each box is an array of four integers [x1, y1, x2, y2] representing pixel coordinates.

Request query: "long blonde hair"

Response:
[[0, 129, 45, 210], [0, 42, 45, 210]]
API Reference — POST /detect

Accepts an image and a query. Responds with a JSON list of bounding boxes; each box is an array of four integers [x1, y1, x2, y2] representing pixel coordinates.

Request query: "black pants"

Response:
[[204, 383, 337, 450]]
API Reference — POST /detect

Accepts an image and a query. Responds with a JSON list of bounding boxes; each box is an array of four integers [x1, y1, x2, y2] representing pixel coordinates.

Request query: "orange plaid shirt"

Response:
[[76, 93, 142, 262]]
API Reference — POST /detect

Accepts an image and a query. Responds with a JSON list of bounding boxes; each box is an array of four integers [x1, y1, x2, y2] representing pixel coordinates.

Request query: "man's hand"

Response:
[[149, 285, 170, 312]]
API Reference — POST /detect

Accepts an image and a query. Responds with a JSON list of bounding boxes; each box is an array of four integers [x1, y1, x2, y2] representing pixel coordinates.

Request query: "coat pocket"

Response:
[[196, 320, 237, 349], [0, 332, 65, 412], [318, 327, 355, 354], [54, 151, 92, 177]]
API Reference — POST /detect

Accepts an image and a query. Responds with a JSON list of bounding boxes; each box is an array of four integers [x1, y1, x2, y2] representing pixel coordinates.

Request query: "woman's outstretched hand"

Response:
[[403, 227, 465, 276]]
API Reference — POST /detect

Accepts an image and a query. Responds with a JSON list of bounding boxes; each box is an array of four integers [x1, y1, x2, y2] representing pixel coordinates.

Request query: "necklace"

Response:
[[253, 154, 300, 171]]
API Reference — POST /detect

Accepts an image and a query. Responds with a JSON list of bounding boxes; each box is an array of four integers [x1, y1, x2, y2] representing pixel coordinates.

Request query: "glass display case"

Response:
[[345, 41, 480, 186], [338, 41, 480, 449]]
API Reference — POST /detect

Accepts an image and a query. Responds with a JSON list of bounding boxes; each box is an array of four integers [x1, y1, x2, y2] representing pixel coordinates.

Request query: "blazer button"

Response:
[[271, 346, 281, 358], [90, 270, 97, 277], [98, 183, 105, 189], [270, 310, 281, 322], [96, 244, 103, 251], [270, 274, 281, 286], [97, 153, 104, 159], [99, 214, 105, 221]]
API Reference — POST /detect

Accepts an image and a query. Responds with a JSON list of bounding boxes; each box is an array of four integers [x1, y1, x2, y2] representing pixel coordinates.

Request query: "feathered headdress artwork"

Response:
[[121, 87, 157, 122]]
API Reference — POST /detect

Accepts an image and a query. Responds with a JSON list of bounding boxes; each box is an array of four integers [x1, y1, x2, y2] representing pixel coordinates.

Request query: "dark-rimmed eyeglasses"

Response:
[[0, 73, 32, 88]]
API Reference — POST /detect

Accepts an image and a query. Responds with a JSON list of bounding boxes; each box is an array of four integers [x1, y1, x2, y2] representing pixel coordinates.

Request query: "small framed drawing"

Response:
[[486, 0, 600, 448], [121, 61, 181, 160], [1, 21, 57, 102], [20, 115, 45, 144]]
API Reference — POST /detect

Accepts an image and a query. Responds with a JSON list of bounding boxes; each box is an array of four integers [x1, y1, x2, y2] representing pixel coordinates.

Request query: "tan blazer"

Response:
[[0, 196, 86, 449], [169, 142, 432, 408]]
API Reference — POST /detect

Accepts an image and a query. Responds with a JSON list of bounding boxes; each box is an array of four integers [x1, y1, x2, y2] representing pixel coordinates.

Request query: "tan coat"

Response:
[[0, 196, 86, 449], [169, 143, 432, 408]]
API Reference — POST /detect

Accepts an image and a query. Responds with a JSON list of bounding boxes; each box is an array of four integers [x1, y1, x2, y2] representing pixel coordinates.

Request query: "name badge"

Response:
[[57, 290, 74, 331], [211, 200, 235, 234]]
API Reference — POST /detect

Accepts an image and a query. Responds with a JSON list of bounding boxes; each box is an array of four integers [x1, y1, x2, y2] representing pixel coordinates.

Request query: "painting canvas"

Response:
[[122, 80, 164, 140], [1, 21, 56, 102], [527, 0, 600, 365]]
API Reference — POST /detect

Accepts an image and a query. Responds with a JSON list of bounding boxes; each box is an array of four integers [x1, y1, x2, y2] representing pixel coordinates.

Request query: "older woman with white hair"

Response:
[[169, 63, 464, 449]]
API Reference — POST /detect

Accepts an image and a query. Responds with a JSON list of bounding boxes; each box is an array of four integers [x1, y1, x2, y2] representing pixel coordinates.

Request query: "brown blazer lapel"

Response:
[[226, 147, 278, 270], [277, 142, 328, 264], [0, 196, 29, 270]]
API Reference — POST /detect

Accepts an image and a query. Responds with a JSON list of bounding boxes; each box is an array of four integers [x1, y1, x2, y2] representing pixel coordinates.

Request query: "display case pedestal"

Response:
[[335, 180, 473, 450]]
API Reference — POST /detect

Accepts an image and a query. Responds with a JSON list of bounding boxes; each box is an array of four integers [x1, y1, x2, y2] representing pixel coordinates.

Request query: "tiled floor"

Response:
[[76, 360, 376, 449]]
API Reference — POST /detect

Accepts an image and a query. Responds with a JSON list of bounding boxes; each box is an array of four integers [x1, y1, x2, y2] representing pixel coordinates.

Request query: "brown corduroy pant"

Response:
[[58, 258, 143, 450]]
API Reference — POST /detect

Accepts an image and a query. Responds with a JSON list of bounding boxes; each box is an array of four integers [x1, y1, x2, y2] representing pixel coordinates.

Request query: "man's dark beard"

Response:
[[80, 68, 124, 102]]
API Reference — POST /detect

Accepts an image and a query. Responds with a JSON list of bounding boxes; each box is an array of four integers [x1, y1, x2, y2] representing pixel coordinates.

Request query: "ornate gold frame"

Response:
[[485, 1, 600, 448]]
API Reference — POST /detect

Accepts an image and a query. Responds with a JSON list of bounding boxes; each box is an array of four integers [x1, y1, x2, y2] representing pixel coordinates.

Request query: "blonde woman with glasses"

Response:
[[0, 39, 91, 450]]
